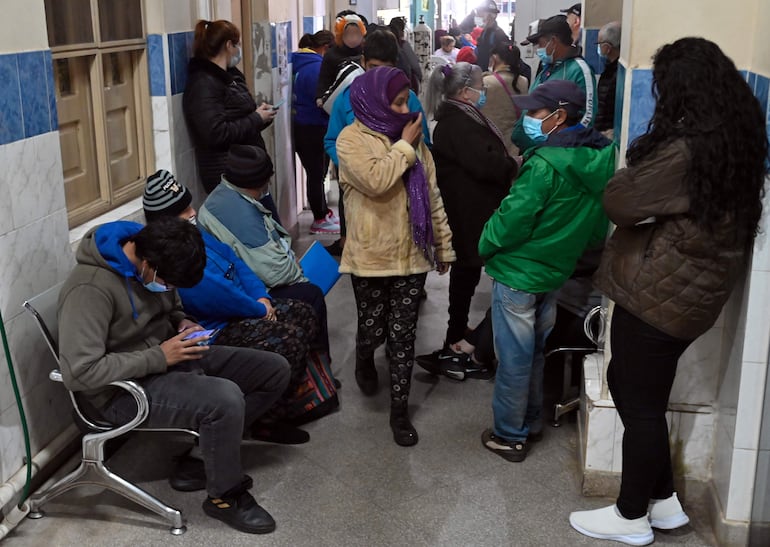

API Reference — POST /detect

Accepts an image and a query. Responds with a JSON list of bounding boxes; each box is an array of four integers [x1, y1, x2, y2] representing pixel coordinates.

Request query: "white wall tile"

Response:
[[713, 420, 734, 514], [0, 209, 74, 322], [0, 405, 26, 484], [21, 377, 71, 456], [672, 411, 715, 481], [153, 130, 173, 173], [753, 450, 770, 522], [151, 96, 170, 132], [671, 326, 722, 406], [585, 406, 617, 470], [5, 309, 59, 403], [725, 447, 758, 521], [0, 132, 66, 231], [734, 361, 767, 450], [742, 270, 770, 364], [611, 412, 625, 472], [170, 93, 193, 157]]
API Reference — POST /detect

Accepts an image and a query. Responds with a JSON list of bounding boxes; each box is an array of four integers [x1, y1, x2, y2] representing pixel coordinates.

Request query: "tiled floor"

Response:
[[4, 209, 717, 546]]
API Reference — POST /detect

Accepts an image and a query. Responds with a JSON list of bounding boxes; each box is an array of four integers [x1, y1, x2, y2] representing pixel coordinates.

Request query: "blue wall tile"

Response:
[[17, 51, 51, 138], [614, 62, 625, 144], [748, 72, 757, 94], [628, 68, 655, 145], [43, 50, 57, 130], [271, 23, 277, 69], [0, 55, 23, 145], [147, 34, 166, 97], [303, 16, 314, 36], [168, 31, 192, 95], [754, 74, 769, 120], [583, 29, 604, 75]]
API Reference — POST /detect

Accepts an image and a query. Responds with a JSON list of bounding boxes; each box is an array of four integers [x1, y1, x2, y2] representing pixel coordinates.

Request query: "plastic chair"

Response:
[[547, 305, 606, 427], [23, 282, 199, 535]]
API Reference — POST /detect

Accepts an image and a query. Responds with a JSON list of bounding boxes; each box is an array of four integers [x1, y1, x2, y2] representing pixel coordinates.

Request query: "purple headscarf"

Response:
[[349, 66, 434, 262]]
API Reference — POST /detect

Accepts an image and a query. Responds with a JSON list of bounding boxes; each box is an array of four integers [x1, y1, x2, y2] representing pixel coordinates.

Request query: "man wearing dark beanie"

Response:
[[143, 170, 194, 221], [198, 145, 329, 348]]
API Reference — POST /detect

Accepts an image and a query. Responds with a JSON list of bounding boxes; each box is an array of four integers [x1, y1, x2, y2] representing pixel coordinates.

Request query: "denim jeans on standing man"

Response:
[[491, 281, 557, 442]]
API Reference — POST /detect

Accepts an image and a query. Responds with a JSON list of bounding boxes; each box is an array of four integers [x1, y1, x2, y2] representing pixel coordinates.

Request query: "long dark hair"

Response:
[[490, 41, 522, 91], [627, 37, 767, 246]]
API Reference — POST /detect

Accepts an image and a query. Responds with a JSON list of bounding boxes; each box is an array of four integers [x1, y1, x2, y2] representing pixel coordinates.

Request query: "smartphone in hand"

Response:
[[271, 98, 285, 111], [182, 328, 220, 346]]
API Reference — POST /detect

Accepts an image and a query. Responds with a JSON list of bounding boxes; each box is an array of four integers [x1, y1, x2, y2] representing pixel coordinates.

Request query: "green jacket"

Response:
[[479, 127, 615, 293], [512, 52, 597, 152]]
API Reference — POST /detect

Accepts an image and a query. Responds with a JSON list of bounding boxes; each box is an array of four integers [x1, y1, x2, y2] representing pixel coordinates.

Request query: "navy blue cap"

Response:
[[513, 79, 586, 117]]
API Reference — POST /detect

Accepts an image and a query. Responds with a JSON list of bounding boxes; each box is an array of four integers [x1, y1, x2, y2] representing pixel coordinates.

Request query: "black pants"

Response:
[[351, 274, 427, 408], [446, 264, 482, 345], [608, 305, 693, 519], [269, 282, 329, 353], [294, 123, 330, 220]]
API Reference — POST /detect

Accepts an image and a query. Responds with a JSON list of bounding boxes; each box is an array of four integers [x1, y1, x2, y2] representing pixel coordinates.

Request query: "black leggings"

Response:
[[446, 264, 482, 345], [351, 274, 427, 408], [294, 123, 330, 220], [607, 305, 693, 519]]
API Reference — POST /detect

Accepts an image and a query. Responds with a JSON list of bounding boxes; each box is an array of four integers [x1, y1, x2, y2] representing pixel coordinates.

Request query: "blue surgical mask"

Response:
[[536, 39, 554, 65], [522, 111, 558, 142], [467, 86, 487, 109], [597, 43, 608, 61], [140, 266, 172, 293], [228, 45, 242, 68]]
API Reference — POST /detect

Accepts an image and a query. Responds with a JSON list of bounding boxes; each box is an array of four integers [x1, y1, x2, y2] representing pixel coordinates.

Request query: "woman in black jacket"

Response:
[[183, 20, 280, 218], [418, 62, 517, 379]]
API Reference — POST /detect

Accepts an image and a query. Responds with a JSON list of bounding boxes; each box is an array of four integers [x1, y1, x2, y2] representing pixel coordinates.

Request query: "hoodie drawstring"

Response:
[[124, 276, 139, 320]]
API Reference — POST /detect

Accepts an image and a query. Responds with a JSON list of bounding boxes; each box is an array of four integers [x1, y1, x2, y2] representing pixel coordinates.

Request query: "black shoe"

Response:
[[390, 408, 418, 447], [415, 350, 442, 375], [202, 476, 276, 534], [437, 347, 468, 381], [528, 430, 544, 443], [464, 358, 496, 380], [419, 288, 428, 301], [169, 449, 206, 492], [481, 428, 529, 462], [324, 239, 343, 256], [250, 422, 310, 444], [355, 353, 378, 396], [333, 378, 342, 389]]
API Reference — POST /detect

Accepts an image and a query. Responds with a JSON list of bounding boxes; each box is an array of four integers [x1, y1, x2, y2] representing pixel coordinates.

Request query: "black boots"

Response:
[[355, 352, 378, 396], [390, 405, 418, 447], [202, 476, 276, 534]]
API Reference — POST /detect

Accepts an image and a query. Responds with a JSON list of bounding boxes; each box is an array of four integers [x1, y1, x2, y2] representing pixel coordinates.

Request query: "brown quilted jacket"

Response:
[[594, 139, 747, 340]]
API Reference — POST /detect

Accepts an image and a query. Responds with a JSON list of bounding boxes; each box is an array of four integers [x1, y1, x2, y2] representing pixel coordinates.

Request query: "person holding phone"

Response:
[[57, 217, 290, 534], [184, 19, 282, 222], [143, 170, 331, 445], [336, 67, 455, 446]]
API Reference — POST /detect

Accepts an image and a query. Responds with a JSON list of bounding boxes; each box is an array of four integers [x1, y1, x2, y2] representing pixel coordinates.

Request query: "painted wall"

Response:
[[0, 0, 48, 54]]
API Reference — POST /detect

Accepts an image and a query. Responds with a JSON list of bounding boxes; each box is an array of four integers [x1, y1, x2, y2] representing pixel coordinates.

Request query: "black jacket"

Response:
[[432, 102, 518, 267], [183, 57, 269, 193], [476, 25, 509, 70], [595, 59, 618, 132], [314, 44, 362, 100]]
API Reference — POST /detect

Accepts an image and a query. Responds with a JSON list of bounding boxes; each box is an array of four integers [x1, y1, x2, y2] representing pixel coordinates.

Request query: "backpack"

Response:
[[320, 60, 364, 115]]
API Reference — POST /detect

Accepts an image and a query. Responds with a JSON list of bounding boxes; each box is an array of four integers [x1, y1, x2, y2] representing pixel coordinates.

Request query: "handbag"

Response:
[[281, 349, 340, 426]]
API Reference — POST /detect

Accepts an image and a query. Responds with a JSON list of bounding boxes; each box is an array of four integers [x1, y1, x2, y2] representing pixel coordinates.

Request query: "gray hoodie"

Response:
[[58, 221, 187, 399]]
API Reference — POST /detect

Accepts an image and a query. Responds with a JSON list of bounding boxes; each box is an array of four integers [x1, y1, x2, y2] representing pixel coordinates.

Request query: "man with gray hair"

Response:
[[595, 21, 621, 135]]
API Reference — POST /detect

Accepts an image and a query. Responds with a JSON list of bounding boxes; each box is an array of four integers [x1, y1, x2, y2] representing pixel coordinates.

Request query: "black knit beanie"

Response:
[[224, 145, 274, 189]]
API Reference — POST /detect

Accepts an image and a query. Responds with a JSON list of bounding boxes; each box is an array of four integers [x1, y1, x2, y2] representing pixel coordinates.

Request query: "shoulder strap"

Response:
[[492, 72, 521, 117]]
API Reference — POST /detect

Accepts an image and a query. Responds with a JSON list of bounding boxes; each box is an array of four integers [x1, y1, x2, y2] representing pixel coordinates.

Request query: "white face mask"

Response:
[[187, 215, 197, 226], [227, 44, 242, 68], [474, 16, 484, 27]]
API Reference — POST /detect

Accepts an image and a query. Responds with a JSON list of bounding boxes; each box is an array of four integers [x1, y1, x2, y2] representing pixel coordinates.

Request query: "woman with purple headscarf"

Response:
[[336, 66, 455, 447]]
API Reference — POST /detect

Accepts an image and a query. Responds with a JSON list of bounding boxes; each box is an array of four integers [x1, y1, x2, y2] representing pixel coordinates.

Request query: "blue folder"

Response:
[[299, 241, 341, 295]]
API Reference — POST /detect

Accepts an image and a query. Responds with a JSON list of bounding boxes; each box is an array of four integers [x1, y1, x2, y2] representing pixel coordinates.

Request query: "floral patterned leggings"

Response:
[[351, 273, 427, 408], [215, 298, 320, 387]]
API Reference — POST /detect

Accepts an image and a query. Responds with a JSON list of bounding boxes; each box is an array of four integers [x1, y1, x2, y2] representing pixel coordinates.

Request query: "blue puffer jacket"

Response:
[[292, 49, 329, 127], [177, 228, 270, 331]]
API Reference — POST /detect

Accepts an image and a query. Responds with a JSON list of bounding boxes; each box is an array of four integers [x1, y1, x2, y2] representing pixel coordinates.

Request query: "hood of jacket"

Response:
[[292, 50, 321, 73], [528, 128, 615, 197], [81, 221, 143, 279]]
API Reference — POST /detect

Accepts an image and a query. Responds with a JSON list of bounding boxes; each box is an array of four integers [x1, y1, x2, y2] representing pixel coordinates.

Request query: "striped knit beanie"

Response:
[[143, 170, 192, 221]]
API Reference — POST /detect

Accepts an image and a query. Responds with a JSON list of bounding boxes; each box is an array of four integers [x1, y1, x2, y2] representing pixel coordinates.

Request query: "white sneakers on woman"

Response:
[[569, 493, 689, 545]]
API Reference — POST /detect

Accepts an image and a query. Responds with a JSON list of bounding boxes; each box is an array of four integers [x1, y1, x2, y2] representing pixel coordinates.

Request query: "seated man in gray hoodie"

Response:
[[58, 217, 289, 535]]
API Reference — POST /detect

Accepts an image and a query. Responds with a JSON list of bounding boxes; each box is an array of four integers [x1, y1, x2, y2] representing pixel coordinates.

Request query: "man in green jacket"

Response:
[[513, 15, 597, 152], [479, 80, 615, 462]]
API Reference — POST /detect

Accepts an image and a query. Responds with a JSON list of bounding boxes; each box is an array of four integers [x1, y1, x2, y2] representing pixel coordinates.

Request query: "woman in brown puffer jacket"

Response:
[[569, 38, 768, 545]]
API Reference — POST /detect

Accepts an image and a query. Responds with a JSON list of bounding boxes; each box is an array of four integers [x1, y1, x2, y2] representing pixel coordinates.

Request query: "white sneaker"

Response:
[[310, 217, 340, 234], [648, 493, 689, 529], [569, 504, 654, 546], [325, 210, 341, 225]]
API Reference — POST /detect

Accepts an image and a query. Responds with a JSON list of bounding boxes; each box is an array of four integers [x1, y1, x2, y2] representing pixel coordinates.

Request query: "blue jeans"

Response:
[[491, 282, 557, 442]]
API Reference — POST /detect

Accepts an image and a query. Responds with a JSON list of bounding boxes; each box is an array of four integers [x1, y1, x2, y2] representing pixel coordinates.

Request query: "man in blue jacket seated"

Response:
[[197, 146, 330, 351], [58, 217, 290, 534], [143, 170, 335, 446], [323, 28, 432, 256]]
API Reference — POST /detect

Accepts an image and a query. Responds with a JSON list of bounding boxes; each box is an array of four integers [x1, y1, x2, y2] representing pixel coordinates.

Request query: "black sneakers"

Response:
[[355, 353, 378, 396], [390, 407, 418, 447], [437, 347, 469, 381], [250, 422, 310, 444], [202, 476, 276, 534], [481, 428, 530, 462]]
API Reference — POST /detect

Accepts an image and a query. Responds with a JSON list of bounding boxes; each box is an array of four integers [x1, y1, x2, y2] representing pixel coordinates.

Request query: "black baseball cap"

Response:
[[521, 15, 572, 46], [512, 79, 586, 118], [478, 1, 500, 14], [561, 3, 581, 17]]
